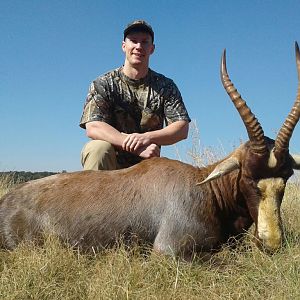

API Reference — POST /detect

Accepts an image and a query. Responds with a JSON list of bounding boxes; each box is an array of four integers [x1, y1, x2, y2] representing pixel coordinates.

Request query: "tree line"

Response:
[[0, 171, 63, 184]]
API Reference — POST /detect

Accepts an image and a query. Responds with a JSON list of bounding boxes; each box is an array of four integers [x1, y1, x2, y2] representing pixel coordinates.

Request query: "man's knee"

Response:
[[83, 140, 115, 155], [81, 140, 117, 171]]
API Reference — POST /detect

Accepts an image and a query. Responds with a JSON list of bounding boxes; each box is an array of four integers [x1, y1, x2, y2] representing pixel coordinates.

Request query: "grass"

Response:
[[0, 174, 299, 299]]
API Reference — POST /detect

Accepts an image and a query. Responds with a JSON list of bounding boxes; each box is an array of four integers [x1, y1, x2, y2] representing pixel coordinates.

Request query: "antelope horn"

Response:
[[221, 50, 267, 155], [274, 42, 300, 156]]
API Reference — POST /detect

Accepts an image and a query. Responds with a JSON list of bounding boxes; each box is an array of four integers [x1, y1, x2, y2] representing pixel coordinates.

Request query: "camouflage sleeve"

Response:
[[163, 81, 191, 125], [79, 80, 112, 129]]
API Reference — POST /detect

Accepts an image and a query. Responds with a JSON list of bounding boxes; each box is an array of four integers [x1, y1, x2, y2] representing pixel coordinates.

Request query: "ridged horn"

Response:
[[221, 50, 267, 155], [274, 42, 300, 156]]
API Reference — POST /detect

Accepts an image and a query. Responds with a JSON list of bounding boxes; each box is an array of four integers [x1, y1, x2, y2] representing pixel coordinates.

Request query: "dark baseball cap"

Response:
[[123, 20, 154, 42]]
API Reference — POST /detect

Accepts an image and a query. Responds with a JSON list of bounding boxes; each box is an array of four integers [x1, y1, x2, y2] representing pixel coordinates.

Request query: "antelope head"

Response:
[[200, 42, 300, 252]]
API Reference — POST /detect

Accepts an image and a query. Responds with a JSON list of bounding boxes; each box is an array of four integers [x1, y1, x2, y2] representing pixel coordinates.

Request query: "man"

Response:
[[80, 20, 190, 170]]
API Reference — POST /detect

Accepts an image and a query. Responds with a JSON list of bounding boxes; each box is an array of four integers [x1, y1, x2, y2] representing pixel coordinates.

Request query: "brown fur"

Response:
[[0, 137, 293, 257], [0, 155, 249, 255]]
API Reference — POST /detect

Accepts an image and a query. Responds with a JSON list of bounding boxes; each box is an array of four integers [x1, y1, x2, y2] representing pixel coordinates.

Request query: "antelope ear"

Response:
[[290, 154, 300, 169], [196, 157, 240, 185]]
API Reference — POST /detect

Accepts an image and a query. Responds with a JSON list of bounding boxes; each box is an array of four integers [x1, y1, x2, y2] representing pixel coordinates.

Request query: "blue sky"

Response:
[[1, 0, 300, 172]]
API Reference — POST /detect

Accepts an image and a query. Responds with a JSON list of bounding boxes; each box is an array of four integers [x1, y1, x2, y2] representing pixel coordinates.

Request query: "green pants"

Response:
[[81, 140, 119, 170]]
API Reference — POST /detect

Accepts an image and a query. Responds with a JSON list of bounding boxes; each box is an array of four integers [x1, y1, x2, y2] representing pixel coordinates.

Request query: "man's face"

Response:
[[122, 31, 155, 67]]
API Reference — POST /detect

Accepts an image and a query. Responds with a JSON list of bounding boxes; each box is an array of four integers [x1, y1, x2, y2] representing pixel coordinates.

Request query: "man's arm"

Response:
[[122, 120, 189, 152], [145, 120, 189, 145], [85, 121, 125, 149], [85, 121, 160, 158]]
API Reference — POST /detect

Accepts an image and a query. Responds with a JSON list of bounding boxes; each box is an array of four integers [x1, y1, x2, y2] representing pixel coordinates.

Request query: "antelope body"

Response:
[[1, 43, 300, 257]]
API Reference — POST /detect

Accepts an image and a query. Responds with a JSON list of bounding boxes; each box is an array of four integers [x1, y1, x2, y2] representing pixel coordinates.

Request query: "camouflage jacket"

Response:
[[80, 67, 190, 168]]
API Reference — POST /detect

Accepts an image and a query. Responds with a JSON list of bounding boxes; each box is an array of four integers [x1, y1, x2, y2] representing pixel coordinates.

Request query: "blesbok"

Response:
[[0, 43, 300, 258]]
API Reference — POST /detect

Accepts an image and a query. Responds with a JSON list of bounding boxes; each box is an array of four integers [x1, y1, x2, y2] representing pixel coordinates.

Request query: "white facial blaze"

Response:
[[267, 149, 277, 168], [257, 178, 285, 251]]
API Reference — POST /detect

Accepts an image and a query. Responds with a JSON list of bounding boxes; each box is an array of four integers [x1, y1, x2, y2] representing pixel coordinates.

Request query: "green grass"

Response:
[[0, 175, 299, 299]]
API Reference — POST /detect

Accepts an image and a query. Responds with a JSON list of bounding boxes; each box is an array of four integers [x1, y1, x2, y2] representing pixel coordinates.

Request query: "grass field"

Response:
[[0, 173, 299, 299]]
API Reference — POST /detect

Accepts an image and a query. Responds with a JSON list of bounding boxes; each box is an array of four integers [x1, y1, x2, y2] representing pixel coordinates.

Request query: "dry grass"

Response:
[[0, 159, 299, 299], [0, 220, 299, 299], [0, 173, 16, 198]]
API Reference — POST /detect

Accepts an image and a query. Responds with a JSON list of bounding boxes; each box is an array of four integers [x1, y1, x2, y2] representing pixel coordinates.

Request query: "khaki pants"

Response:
[[81, 140, 118, 170]]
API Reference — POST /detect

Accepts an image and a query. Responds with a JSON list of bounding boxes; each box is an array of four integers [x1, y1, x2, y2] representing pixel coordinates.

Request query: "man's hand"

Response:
[[122, 133, 151, 152], [121, 133, 159, 158], [135, 143, 160, 158]]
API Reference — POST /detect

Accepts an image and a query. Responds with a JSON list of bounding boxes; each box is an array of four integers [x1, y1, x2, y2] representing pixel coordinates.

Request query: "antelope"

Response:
[[0, 43, 299, 258]]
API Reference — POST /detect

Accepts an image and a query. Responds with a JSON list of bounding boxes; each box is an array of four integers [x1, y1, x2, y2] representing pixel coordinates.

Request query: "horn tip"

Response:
[[222, 49, 227, 61], [221, 48, 227, 74], [295, 41, 300, 57], [295, 41, 300, 76], [295, 41, 299, 55]]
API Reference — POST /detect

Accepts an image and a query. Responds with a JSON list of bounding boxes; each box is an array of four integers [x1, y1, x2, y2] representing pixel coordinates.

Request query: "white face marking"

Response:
[[257, 178, 285, 251], [268, 149, 277, 168]]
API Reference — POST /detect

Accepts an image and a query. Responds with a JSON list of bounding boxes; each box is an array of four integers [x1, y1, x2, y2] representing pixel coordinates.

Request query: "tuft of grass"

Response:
[[0, 173, 16, 198], [184, 120, 241, 167]]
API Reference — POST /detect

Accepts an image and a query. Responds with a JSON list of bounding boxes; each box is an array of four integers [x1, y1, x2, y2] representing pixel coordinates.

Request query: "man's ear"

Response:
[[122, 41, 126, 53], [150, 44, 155, 55]]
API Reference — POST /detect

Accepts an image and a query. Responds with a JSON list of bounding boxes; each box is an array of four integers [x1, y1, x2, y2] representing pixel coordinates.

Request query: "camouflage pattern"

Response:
[[80, 67, 190, 168]]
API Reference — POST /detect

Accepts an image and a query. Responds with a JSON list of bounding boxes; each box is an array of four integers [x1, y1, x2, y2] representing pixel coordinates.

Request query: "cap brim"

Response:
[[124, 24, 154, 41]]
